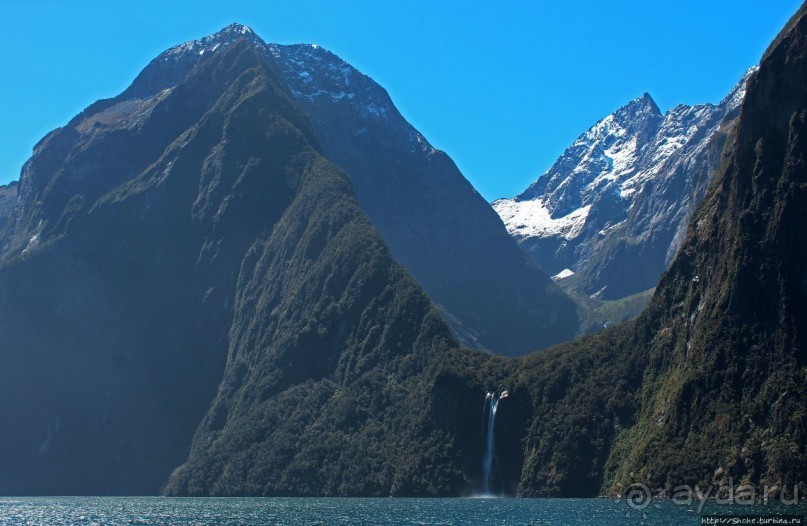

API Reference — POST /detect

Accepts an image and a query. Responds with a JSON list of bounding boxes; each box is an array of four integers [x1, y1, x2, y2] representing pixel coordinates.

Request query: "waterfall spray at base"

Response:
[[481, 389, 509, 495]]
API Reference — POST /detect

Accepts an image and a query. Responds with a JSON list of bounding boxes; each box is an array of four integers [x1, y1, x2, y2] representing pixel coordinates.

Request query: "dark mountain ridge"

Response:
[[91, 23, 579, 356], [268, 42, 579, 355], [0, 37, 457, 495]]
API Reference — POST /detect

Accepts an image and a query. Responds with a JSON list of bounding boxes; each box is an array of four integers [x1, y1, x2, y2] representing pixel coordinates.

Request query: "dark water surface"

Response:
[[0, 497, 803, 525]]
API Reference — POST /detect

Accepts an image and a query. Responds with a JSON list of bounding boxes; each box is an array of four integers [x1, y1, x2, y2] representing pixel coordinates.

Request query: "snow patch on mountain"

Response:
[[553, 268, 575, 280], [163, 23, 263, 59], [270, 44, 439, 157], [493, 198, 590, 240]]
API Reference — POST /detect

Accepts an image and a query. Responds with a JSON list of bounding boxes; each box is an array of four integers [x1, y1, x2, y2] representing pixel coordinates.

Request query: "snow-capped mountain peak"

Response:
[[163, 23, 265, 59], [122, 25, 438, 157], [493, 68, 757, 300], [494, 92, 665, 246], [219, 22, 254, 35]]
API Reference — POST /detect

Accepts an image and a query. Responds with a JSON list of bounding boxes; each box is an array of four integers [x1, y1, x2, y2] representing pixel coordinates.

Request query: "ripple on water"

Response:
[[0, 497, 803, 526]]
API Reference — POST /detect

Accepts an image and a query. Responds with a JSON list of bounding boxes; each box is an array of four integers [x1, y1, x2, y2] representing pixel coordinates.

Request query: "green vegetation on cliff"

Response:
[[430, 3, 807, 497], [1, 6, 806, 498]]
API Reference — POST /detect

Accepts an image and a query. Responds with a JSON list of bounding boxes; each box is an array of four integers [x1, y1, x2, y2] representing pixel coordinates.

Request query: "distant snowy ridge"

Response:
[[494, 67, 758, 300]]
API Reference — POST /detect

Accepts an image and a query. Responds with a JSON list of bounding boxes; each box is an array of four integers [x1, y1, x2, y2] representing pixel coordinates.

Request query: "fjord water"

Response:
[[0, 497, 802, 525]]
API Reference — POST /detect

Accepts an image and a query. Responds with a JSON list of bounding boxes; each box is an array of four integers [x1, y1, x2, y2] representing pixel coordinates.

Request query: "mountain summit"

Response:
[[495, 68, 757, 301], [118, 24, 579, 355]]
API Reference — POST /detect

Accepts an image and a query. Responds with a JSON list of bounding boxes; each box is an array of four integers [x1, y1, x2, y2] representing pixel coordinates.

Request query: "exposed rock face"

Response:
[[495, 69, 756, 300]]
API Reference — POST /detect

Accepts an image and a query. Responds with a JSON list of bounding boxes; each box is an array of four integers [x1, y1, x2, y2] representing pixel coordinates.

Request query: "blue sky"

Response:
[[0, 1, 801, 201]]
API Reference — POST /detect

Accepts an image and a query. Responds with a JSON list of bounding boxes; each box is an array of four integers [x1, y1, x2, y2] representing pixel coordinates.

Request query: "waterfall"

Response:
[[481, 389, 509, 495]]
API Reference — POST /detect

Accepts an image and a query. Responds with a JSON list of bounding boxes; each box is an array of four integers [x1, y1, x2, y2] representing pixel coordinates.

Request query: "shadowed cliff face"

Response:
[[0, 39, 458, 495], [497, 2, 807, 497], [423, 1, 807, 498], [603, 2, 807, 493], [0, 40, 316, 495], [266, 44, 579, 355]]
